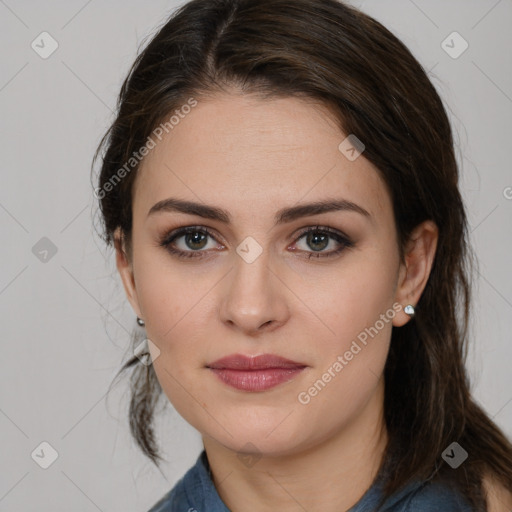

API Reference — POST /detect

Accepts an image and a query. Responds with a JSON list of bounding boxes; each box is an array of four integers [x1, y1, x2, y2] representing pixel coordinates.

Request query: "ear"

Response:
[[113, 227, 143, 319], [392, 220, 438, 327]]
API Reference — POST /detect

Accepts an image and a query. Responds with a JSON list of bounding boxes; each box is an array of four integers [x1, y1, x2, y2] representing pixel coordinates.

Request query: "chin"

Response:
[[201, 411, 314, 456]]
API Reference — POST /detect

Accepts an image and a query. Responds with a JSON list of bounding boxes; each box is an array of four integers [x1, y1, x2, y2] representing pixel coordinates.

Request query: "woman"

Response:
[[93, 0, 512, 510]]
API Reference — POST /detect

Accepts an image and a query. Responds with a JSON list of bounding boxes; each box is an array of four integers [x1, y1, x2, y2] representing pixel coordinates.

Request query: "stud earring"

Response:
[[404, 304, 415, 317], [136, 317, 145, 327]]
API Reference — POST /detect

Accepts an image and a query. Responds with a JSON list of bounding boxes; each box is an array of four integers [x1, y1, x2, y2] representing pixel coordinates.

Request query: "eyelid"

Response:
[[159, 224, 353, 259], [289, 225, 354, 258], [160, 225, 225, 249], [292, 224, 351, 242]]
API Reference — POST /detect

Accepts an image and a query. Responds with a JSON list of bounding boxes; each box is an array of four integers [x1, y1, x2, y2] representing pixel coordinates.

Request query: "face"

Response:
[[115, 92, 420, 458]]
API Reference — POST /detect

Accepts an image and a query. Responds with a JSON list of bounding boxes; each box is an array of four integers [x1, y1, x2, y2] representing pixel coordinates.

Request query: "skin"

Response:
[[115, 91, 440, 511], [483, 474, 512, 511]]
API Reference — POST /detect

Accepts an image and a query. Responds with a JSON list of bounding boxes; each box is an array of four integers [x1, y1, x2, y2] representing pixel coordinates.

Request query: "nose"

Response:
[[218, 248, 290, 336]]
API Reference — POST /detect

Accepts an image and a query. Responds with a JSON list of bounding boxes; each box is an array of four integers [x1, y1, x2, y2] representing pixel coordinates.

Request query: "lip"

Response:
[[207, 353, 306, 370], [206, 353, 307, 392]]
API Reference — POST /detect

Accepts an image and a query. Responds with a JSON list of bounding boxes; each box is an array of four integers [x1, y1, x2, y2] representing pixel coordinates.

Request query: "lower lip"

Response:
[[208, 367, 305, 391]]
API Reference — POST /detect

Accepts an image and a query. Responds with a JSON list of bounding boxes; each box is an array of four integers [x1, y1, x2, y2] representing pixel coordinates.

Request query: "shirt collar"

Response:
[[150, 449, 428, 512], [182, 450, 425, 512]]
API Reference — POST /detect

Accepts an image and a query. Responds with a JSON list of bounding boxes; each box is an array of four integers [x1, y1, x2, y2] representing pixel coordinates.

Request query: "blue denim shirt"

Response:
[[148, 451, 476, 511]]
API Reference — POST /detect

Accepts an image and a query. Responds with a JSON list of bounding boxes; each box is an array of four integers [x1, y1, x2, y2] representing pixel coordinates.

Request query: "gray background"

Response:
[[0, 0, 511, 510]]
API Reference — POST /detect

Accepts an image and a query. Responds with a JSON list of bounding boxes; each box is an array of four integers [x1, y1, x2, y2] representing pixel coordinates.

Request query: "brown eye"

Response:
[[304, 231, 330, 252], [159, 226, 222, 259], [183, 231, 209, 250], [293, 226, 354, 259]]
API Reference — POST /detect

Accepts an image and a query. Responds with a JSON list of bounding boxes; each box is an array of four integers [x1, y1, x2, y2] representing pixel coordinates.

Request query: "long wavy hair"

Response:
[[92, 0, 512, 509]]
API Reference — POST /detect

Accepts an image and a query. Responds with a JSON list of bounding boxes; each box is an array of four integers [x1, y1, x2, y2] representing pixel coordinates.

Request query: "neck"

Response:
[[202, 376, 389, 512]]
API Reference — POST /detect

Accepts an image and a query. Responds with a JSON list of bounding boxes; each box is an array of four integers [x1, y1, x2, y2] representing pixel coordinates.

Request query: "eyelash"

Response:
[[158, 225, 354, 260]]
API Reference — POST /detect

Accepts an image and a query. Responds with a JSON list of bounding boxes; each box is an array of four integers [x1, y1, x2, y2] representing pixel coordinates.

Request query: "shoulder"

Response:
[[482, 473, 512, 512], [401, 475, 512, 511], [146, 451, 229, 512], [397, 478, 476, 512]]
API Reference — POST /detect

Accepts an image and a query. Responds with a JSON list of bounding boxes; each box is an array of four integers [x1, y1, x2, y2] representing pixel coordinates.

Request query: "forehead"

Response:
[[134, 93, 390, 224]]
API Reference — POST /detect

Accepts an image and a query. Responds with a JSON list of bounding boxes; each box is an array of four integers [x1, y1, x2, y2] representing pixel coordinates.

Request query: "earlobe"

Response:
[[113, 227, 142, 319], [392, 220, 438, 327]]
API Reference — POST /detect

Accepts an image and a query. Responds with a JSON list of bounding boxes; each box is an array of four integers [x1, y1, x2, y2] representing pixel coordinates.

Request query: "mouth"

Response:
[[206, 353, 307, 392]]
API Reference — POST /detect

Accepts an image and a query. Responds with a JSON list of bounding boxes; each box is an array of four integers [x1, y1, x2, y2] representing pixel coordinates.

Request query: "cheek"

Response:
[[147, 313, 214, 429], [135, 264, 220, 388], [293, 248, 398, 352], [301, 297, 393, 406], [134, 254, 215, 343], [290, 251, 397, 414], [295, 264, 396, 418]]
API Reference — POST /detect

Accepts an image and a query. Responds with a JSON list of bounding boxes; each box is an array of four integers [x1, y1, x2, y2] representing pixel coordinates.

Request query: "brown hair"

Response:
[[93, 0, 512, 509]]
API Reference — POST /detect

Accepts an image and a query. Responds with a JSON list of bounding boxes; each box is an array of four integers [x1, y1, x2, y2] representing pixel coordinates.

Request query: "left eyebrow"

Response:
[[147, 197, 372, 224], [275, 198, 371, 224]]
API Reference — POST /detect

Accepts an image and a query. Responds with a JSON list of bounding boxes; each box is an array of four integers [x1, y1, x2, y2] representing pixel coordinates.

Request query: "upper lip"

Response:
[[207, 353, 307, 370]]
